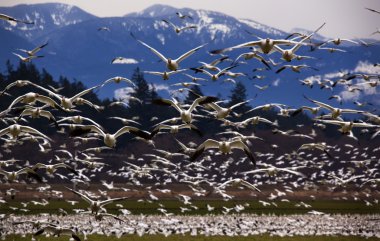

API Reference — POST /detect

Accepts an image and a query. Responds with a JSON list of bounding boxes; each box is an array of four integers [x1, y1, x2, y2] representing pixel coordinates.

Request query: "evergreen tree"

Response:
[[184, 84, 204, 104], [149, 83, 159, 101], [130, 67, 150, 104], [228, 81, 250, 113]]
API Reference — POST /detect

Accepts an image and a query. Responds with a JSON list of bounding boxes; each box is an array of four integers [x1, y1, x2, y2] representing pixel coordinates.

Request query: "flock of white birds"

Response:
[[0, 6, 380, 241]]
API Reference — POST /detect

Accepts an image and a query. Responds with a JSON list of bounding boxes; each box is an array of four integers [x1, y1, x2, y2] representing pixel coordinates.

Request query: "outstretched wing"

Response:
[[175, 43, 207, 63], [230, 140, 256, 167]]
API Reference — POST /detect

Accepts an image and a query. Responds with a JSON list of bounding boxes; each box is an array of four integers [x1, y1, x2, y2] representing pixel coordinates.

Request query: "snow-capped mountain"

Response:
[[0, 3, 379, 107], [0, 3, 96, 40]]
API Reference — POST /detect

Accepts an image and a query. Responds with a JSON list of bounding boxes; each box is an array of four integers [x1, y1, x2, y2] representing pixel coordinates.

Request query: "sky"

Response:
[[1, 0, 380, 39]]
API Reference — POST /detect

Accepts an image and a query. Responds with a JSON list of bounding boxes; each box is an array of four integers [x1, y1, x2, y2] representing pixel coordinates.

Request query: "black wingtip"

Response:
[[209, 49, 225, 55], [130, 129, 152, 140], [152, 99, 172, 106], [199, 96, 218, 105], [190, 147, 204, 162], [34, 228, 44, 236], [72, 234, 81, 241], [69, 127, 92, 137], [291, 108, 303, 117]]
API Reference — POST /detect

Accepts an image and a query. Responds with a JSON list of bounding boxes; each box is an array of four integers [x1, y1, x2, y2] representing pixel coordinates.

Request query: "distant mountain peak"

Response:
[[0, 2, 96, 41], [126, 4, 180, 18]]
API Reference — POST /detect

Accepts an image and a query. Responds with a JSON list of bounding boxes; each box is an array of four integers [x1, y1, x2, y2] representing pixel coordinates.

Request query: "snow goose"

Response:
[[100, 76, 136, 88], [304, 95, 364, 119], [191, 139, 256, 167], [217, 178, 261, 192], [152, 95, 217, 124], [0, 13, 34, 24], [144, 69, 186, 80], [276, 64, 318, 74], [190, 65, 237, 81], [0, 167, 41, 182], [66, 187, 128, 215], [64, 124, 151, 147], [162, 19, 197, 34], [17, 42, 48, 57], [0, 124, 51, 141], [12, 52, 43, 62], [132, 33, 206, 71]]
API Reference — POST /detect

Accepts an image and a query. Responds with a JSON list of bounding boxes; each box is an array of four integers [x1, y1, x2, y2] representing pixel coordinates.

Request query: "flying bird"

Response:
[[132, 33, 206, 71], [0, 13, 34, 24], [162, 19, 197, 34], [17, 42, 48, 57], [191, 139, 256, 167]]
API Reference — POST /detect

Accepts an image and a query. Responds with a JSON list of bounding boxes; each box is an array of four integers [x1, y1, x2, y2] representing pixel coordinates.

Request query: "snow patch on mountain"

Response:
[[239, 19, 283, 36]]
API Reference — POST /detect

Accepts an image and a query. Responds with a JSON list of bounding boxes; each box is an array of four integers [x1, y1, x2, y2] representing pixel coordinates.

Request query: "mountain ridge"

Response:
[[0, 2, 379, 109]]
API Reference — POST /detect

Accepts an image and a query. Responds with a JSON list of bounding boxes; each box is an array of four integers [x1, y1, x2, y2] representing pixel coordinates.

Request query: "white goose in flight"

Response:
[[150, 123, 202, 137], [273, 23, 325, 62], [191, 139, 256, 167], [0, 80, 32, 96], [66, 187, 128, 214], [320, 38, 358, 46], [152, 95, 217, 124], [304, 95, 364, 119], [133, 33, 206, 71], [0, 167, 41, 182], [176, 12, 193, 20], [100, 76, 136, 88], [29, 83, 100, 111], [315, 119, 379, 140], [217, 178, 261, 192], [63, 124, 151, 147], [210, 38, 302, 55], [32, 162, 78, 176], [0, 13, 34, 24], [162, 19, 197, 34], [198, 56, 229, 71], [203, 100, 251, 120], [17, 42, 48, 57], [276, 64, 318, 74], [0, 124, 51, 141], [144, 69, 186, 80], [4, 92, 61, 114], [297, 142, 333, 158], [12, 52, 43, 62], [191, 65, 237, 81], [244, 164, 306, 177]]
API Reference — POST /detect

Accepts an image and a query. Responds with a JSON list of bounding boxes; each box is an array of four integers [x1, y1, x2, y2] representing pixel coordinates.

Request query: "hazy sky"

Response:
[[2, 0, 380, 39]]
